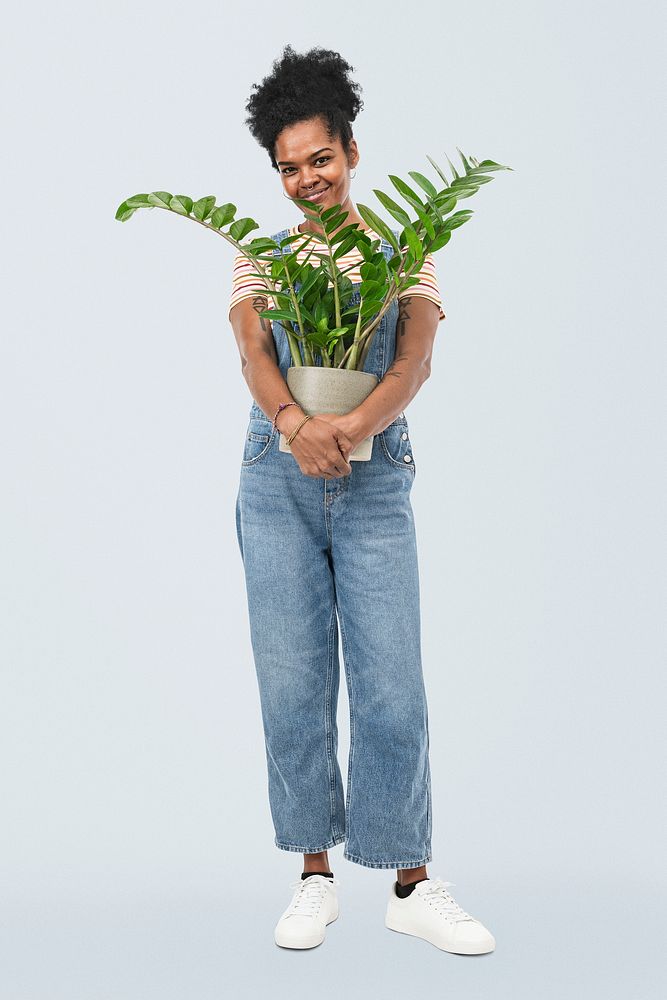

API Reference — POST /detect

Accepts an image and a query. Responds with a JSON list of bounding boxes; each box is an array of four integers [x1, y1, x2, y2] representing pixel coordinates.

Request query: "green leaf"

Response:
[[456, 147, 473, 174], [125, 193, 152, 208], [296, 264, 323, 297], [356, 231, 384, 257], [147, 191, 173, 209], [402, 225, 423, 262], [428, 230, 452, 252], [360, 279, 385, 298], [278, 230, 312, 251], [229, 217, 259, 241], [408, 171, 438, 199], [363, 260, 386, 281], [425, 155, 450, 188], [332, 234, 361, 260], [192, 195, 216, 221], [257, 308, 300, 323], [388, 175, 425, 213], [320, 203, 345, 222], [446, 153, 460, 179], [241, 237, 280, 255], [355, 204, 400, 253], [357, 239, 376, 263], [475, 159, 513, 172], [246, 286, 291, 300], [210, 203, 236, 228], [372, 188, 412, 228], [412, 203, 436, 240], [330, 222, 368, 246], [298, 304, 318, 328], [442, 210, 473, 231], [292, 196, 327, 218], [433, 194, 458, 216], [445, 183, 480, 201], [115, 200, 138, 221], [323, 209, 349, 233], [170, 194, 193, 216]]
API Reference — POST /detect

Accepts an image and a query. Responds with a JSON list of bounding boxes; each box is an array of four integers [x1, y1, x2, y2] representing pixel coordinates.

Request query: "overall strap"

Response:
[[375, 228, 401, 259], [270, 228, 292, 257]]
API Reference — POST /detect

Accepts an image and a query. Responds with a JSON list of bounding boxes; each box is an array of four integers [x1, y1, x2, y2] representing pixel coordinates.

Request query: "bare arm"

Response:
[[229, 293, 307, 437], [339, 295, 440, 441]]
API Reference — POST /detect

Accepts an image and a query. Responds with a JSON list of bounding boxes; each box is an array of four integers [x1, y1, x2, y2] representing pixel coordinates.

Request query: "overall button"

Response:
[[401, 432, 408, 440], [403, 454, 412, 463]]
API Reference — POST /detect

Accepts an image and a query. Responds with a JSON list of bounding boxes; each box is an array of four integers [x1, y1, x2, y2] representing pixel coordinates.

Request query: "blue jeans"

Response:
[[234, 228, 432, 870]]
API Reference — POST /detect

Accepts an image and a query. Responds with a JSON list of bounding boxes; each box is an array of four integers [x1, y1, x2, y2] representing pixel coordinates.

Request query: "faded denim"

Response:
[[234, 228, 432, 869]]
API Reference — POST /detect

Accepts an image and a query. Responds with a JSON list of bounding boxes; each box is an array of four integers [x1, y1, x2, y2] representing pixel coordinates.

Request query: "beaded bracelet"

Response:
[[286, 414, 313, 446], [272, 400, 301, 432]]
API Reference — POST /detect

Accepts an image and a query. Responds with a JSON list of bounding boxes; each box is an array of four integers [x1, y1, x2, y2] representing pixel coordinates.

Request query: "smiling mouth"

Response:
[[302, 186, 330, 200]]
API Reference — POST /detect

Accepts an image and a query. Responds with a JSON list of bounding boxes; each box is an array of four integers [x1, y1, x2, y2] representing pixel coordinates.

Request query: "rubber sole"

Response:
[[274, 911, 339, 950], [385, 912, 495, 955]]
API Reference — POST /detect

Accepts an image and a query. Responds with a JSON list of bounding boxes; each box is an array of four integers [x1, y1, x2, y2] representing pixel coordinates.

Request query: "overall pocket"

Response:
[[241, 417, 275, 466], [378, 416, 416, 473]]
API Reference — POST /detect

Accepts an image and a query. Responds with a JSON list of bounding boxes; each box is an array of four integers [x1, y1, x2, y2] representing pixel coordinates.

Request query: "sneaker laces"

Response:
[[419, 878, 474, 923], [285, 875, 340, 918]]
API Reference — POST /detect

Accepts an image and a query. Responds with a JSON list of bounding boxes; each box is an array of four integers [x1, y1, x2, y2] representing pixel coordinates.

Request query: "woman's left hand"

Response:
[[315, 412, 366, 461]]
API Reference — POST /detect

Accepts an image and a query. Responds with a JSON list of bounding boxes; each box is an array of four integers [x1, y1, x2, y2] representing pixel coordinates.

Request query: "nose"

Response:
[[300, 167, 319, 190]]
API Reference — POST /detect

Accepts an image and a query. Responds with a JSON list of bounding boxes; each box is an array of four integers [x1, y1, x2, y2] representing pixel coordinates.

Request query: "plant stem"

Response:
[[343, 307, 365, 370]]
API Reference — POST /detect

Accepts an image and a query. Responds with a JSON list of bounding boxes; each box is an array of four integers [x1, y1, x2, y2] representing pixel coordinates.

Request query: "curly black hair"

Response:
[[244, 44, 364, 170]]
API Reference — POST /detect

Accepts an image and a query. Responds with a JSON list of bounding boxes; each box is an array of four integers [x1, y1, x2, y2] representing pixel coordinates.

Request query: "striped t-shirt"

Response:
[[228, 223, 446, 323]]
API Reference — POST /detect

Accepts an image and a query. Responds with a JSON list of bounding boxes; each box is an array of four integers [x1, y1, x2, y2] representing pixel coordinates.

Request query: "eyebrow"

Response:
[[276, 147, 334, 166]]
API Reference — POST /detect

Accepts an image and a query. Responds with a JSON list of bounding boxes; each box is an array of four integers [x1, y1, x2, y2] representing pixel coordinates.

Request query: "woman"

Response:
[[229, 44, 495, 955]]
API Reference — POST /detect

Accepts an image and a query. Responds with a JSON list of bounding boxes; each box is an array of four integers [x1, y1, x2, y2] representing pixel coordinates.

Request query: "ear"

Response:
[[348, 138, 360, 170]]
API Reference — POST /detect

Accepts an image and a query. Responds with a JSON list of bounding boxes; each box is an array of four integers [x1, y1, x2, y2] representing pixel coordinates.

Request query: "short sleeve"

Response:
[[397, 253, 446, 321], [228, 252, 268, 321]]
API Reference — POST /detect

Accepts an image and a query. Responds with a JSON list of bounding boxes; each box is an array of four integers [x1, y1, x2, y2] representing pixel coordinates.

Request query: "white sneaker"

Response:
[[385, 876, 496, 955], [274, 874, 340, 949]]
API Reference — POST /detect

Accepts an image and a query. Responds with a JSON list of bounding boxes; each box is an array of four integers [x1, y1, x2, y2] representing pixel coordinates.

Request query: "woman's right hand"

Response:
[[281, 414, 353, 478]]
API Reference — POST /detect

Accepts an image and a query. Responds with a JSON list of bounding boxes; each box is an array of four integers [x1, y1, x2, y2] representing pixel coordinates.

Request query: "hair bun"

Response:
[[244, 44, 364, 169]]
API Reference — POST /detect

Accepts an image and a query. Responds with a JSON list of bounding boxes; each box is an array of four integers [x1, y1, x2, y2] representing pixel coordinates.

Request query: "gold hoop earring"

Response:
[[350, 169, 357, 178]]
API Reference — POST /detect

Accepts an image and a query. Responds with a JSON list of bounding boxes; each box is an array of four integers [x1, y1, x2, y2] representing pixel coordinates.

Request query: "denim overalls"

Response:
[[234, 227, 432, 870]]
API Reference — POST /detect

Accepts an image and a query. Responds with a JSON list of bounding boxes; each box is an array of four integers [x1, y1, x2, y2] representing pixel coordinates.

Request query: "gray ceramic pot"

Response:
[[278, 366, 379, 461]]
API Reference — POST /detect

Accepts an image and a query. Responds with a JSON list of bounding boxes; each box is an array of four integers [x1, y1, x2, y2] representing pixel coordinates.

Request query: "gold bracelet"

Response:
[[286, 414, 312, 446]]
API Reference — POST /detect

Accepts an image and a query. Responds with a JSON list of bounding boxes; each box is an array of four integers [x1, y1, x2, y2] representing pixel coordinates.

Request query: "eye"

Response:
[[281, 156, 331, 175]]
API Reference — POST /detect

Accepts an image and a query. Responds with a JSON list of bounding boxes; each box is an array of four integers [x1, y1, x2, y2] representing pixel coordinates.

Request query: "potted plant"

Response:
[[116, 149, 511, 459]]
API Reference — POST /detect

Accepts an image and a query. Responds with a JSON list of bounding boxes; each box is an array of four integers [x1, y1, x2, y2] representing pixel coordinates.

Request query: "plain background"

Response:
[[2, 2, 665, 997]]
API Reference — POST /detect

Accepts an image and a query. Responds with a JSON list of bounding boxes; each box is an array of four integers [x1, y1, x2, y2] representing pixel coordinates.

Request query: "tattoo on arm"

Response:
[[382, 296, 413, 380], [252, 294, 272, 336], [397, 296, 413, 340]]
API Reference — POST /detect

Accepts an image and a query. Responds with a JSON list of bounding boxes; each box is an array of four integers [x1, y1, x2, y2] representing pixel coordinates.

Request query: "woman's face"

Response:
[[274, 116, 359, 223]]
